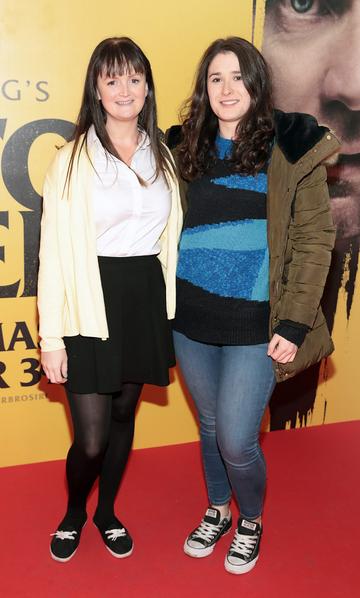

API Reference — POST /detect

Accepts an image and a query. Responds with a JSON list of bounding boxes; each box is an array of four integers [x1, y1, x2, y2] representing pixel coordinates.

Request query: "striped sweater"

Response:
[[174, 136, 270, 345]]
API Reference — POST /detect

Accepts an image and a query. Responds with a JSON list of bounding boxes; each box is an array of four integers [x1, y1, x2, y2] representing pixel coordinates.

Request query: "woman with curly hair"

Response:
[[167, 37, 338, 574]]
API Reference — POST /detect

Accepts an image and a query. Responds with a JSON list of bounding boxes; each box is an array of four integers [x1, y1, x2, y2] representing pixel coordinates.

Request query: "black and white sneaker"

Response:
[[184, 507, 232, 558], [225, 518, 262, 574], [50, 518, 86, 563], [94, 517, 133, 558]]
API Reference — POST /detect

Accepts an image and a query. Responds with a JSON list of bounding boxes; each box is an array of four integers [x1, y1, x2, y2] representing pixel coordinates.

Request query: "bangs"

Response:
[[96, 42, 146, 79]]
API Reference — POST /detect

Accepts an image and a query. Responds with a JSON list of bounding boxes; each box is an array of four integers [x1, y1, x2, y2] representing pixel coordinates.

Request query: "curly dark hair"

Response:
[[178, 37, 274, 180]]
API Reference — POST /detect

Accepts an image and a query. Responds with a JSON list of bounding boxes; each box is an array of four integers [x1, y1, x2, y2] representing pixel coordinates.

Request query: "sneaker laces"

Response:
[[191, 519, 223, 543], [51, 530, 77, 541], [105, 528, 126, 541], [229, 530, 257, 559]]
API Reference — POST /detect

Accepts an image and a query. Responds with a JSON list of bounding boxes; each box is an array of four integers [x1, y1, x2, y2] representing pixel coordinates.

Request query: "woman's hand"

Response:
[[41, 349, 68, 383], [267, 334, 298, 364]]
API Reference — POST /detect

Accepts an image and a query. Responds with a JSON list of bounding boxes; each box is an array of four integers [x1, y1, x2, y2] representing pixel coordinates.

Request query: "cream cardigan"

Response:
[[38, 137, 182, 352]]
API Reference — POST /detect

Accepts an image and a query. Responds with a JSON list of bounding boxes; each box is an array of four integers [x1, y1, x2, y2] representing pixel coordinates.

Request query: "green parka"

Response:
[[167, 110, 340, 382], [267, 111, 339, 381]]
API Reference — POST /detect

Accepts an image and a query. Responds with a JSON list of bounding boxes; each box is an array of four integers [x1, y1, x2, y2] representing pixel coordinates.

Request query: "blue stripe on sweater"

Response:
[[179, 220, 267, 251], [178, 220, 269, 300], [211, 173, 267, 193], [177, 248, 269, 301], [216, 136, 233, 159]]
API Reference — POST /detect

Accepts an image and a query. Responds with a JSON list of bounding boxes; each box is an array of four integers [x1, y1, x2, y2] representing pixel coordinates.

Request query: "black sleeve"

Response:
[[273, 319, 310, 348]]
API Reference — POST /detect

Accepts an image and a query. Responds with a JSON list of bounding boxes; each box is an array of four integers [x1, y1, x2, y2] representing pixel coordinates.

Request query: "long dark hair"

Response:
[[178, 37, 274, 180], [65, 36, 175, 190]]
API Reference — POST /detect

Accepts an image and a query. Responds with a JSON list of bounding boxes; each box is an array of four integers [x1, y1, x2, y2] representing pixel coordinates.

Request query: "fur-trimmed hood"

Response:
[[273, 109, 339, 166]]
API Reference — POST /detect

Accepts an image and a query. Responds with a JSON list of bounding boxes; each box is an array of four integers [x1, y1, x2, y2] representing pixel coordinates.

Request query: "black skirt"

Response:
[[64, 255, 175, 394]]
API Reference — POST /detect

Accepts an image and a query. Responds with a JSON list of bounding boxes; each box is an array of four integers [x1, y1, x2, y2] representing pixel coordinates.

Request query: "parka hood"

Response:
[[273, 109, 339, 166], [166, 110, 340, 166]]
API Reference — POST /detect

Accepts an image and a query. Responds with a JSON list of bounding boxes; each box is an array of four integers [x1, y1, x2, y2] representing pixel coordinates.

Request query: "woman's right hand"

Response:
[[41, 349, 68, 384]]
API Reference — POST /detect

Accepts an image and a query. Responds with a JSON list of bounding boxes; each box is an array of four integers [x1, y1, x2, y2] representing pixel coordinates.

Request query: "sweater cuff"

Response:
[[273, 320, 310, 348]]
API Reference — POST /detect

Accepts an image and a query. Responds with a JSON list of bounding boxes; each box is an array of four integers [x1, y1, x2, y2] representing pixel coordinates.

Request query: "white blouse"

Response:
[[88, 126, 171, 257]]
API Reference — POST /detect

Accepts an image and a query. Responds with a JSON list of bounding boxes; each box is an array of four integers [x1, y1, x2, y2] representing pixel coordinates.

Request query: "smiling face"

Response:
[[263, 0, 360, 240], [97, 67, 148, 128], [206, 51, 251, 139]]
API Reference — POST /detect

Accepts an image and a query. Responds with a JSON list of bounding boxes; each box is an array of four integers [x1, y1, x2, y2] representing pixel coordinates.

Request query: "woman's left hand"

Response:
[[267, 334, 298, 364]]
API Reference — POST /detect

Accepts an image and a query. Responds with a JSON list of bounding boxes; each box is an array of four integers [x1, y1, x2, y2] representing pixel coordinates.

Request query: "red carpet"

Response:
[[1, 421, 359, 597]]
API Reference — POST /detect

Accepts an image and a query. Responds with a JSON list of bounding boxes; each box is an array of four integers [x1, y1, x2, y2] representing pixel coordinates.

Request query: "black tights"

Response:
[[63, 383, 142, 526]]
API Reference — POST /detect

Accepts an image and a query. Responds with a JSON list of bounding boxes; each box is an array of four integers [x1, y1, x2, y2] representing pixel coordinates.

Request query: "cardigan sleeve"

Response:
[[37, 157, 66, 352]]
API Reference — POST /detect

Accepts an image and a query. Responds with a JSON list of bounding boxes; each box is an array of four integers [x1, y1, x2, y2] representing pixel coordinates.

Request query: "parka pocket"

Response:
[[273, 316, 333, 383]]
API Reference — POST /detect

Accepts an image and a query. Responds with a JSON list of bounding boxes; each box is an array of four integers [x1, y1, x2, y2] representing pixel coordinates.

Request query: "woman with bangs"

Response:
[[167, 37, 337, 574], [38, 37, 182, 562]]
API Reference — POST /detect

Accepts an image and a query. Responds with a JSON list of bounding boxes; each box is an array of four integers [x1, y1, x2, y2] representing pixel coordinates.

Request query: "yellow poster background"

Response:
[[1, 0, 359, 468], [0, 0, 255, 467]]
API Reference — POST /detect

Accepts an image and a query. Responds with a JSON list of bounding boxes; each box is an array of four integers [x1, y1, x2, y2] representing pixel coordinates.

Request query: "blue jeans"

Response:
[[174, 331, 276, 520]]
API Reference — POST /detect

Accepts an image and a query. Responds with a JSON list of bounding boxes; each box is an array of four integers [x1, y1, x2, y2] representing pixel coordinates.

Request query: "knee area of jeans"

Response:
[[218, 438, 261, 467], [199, 420, 217, 439]]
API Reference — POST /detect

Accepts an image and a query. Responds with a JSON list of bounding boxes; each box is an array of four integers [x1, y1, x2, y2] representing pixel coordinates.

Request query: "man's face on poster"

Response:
[[263, 0, 360, 240]]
